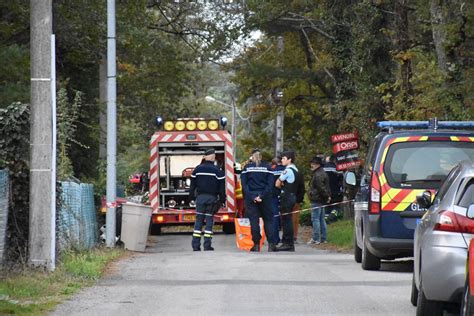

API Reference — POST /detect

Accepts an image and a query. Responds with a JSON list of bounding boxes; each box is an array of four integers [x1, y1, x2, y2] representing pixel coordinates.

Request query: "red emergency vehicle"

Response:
[[148, 117, 241, 235]]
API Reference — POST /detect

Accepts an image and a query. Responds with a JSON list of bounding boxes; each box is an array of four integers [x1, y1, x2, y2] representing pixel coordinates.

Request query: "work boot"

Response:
[[204, 246, 214, 251], [276, 243, 295, 252], [250, 244, 260, 252], [193, 247, 201, 251], [268, 243, 277, 252]]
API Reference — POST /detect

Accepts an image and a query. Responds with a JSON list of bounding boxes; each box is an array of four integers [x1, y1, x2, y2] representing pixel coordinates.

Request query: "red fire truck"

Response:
[[148, 117, 241, 235]]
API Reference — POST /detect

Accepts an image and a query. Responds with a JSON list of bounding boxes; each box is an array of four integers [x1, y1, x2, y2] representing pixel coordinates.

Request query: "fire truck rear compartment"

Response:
[[158, 143, 225, 213]]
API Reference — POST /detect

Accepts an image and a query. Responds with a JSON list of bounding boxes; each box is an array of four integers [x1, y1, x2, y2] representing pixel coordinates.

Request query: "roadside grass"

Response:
[[0, 247, 124, 315], [326, 219, 354, 250]]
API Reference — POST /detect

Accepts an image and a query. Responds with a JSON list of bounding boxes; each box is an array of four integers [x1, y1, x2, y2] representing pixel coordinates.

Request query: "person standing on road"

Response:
[[189, 148, 226, 251], [292, 169, 305, 243], [307, 156, 331, 245], [270, 155, 286, 245], [241, 149, 277, 252], [275, 150, 299, 252], [324, 155, 343, 220]]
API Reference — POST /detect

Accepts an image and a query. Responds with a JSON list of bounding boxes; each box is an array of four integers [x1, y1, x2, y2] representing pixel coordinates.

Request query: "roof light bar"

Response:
[[377, 120, 474, 130]]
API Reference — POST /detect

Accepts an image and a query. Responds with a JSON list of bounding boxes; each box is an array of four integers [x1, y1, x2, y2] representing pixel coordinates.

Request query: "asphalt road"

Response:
[[52, 232, 417, 316]]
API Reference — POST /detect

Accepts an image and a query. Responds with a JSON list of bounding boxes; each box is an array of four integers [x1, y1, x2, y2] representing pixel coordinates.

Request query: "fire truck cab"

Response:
[[149, 117, 239, 235]]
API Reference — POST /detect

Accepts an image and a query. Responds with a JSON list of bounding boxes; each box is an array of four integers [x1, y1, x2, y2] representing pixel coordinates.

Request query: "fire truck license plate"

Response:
[[183, 215, 195, 221]]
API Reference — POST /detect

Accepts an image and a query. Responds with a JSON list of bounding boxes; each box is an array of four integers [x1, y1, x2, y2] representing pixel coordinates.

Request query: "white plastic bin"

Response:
[[121, 202, 152, 252]]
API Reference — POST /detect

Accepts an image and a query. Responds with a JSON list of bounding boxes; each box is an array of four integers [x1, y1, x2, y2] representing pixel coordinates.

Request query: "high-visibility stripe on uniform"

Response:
[[191, 172, 226, 180]]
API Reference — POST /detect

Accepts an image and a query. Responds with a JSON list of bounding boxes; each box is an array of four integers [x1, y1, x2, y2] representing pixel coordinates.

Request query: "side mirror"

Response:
[[416, 191, 432, 209], [345, 172, 357, 186], [467, 204, 474, 219]]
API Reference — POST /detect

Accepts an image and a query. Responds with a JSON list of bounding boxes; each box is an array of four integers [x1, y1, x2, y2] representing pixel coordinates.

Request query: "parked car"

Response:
[[345, 120, 474, 270], [461, 237, 474, 316], [412, 161, 474, 315]]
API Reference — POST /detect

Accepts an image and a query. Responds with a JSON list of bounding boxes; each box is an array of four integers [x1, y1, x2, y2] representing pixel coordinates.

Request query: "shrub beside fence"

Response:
[[0, 170, 9, 265], [57, 181, 97, 251]]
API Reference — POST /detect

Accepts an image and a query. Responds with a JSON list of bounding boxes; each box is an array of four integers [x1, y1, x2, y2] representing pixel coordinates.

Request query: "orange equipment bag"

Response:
[[234, 218, 266, 251]]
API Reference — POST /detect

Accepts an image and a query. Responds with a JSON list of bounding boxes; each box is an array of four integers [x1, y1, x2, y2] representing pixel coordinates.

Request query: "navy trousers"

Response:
[[279, 192, 296, 246], [245, 196, 275, 246], [192, 194, 217, 250]]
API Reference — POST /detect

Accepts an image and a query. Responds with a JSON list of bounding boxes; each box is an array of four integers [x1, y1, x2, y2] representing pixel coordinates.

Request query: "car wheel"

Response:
[[361, 234, 380, 270], [461, 277, 473, 316], [416, 275, 443, 316], [150, 224, 161, 235], [411, 274, 418, 306], [222, 223, 235, 234], [354, 229, 362, 263]]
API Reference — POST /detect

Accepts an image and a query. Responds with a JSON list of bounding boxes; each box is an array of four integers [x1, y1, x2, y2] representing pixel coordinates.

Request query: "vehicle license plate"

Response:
[[183, 215, 195, 221]]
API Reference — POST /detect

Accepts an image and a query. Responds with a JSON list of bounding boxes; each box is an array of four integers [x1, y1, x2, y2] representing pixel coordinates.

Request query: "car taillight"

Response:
[[434, 211, 474, 234], [369, 171, 381, 214]]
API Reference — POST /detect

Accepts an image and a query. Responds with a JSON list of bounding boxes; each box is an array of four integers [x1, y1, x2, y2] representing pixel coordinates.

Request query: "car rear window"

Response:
[[384, 141, 474, 189]]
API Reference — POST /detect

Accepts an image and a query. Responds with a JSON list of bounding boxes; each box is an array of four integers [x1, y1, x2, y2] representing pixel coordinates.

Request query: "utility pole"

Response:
[[29, 0, 55, 270], [231, 98, 237, 159], [106, 0, 117, 247], [99, 57, 107, 160], [274, 36, 284, 157]]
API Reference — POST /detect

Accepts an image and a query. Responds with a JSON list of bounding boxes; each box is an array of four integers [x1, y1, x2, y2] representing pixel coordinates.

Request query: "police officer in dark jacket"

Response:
[[270, 155, 286, 244], [323, 155, 343, 209], [275, 150, 299, 251], [189, 148, 226, 251], [241, 149, 277, 252]]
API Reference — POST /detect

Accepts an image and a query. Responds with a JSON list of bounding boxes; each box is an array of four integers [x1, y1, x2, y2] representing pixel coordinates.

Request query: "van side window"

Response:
[[457, 179, 474, 208], [361, 138, 379, 185]]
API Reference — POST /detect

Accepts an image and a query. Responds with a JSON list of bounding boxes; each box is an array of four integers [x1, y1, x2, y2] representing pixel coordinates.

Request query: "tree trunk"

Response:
[[430, 0, 448, 75], [395, 0, 413, 107]]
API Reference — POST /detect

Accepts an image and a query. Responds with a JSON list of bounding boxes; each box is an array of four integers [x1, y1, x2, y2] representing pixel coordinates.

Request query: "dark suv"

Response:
[[346, 120, 474, 270]]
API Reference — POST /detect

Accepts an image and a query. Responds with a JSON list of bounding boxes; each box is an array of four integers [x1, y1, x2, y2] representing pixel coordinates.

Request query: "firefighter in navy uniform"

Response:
[[189, 148, 226, 251], [241, 149, 277, 252]]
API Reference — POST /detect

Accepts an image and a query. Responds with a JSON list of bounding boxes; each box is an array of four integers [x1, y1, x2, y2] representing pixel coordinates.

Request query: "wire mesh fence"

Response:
[[0, 170, 9, 265], [57, 181, 97, 251]]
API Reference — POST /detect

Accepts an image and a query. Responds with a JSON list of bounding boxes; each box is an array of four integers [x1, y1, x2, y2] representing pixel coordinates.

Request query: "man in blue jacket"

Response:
[[189, 148, 226, 251], [241, 149, 277, 252]]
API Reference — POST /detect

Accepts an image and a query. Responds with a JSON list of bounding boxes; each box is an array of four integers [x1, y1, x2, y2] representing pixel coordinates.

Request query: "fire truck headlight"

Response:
[[208, 120, 219, 130], [155, 116, 164, 127], [197, 120, 207, 130], [164, 121, 175, 131], [186, 120, 197, 130], [220, 116, 228, 128], [189, 200, 196, 207], [167, 199, 177, 208], [175, 121, 185, 131], [185, 178, 191, 187]]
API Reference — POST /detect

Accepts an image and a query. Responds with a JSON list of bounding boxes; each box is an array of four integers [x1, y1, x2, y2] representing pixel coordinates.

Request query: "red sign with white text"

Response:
[[333, 140, 359, 154], [336, 160, 361, 171], [331, 131, 360, 171], [331, 131, 358, 144]]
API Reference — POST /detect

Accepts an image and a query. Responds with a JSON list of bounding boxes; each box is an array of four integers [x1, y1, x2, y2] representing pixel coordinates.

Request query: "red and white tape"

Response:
[[274, 200, 354, 217]]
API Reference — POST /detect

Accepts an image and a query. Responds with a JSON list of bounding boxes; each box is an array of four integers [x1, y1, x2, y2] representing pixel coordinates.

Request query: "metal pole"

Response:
[[275, 109, 283, 156], [106, 0, 117, 247], [50, 33, 57, 271], [231, 98, 236, 159], [29, 0, 54, 270], [275, 36, 285, 156]]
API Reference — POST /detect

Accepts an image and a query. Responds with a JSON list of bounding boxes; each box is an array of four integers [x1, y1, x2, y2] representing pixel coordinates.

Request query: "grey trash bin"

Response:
[[121, 202, 152, 252]]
